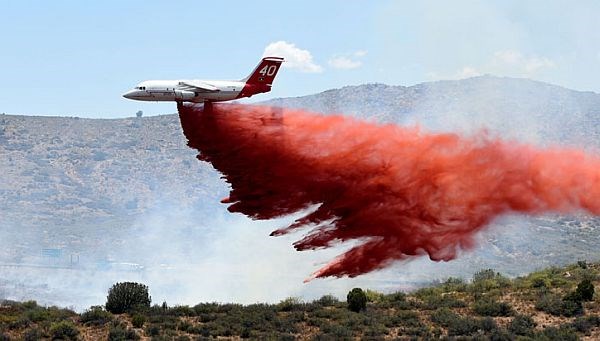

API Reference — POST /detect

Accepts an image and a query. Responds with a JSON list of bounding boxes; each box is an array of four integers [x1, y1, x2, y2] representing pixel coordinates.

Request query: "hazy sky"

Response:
[[1, 0, 599, 118]]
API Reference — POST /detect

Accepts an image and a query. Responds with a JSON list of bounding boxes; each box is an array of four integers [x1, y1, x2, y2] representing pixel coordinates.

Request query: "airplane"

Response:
[[123, 57, 284, 109]]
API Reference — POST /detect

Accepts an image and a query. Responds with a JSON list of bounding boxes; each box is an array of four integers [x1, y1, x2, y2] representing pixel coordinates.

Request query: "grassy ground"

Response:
[[1, 261, 600, 340]]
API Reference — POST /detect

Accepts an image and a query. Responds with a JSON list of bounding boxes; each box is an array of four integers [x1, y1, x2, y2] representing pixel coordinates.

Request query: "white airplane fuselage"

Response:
[[123, 80, 247, 103], [123, 57, 284, 104]]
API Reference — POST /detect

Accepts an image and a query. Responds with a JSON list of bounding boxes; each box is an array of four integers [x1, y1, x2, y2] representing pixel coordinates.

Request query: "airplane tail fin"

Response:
[[242, 57, 284, 87]]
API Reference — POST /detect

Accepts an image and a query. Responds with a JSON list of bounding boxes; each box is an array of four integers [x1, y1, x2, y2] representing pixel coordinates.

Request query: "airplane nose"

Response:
[[123, 90, 135, 99]]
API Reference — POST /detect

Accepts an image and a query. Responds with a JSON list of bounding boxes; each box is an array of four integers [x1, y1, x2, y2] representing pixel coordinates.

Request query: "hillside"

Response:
[[1, 262, 600, 340], [1, 76, 599, 308], [264, 76, 600, 147]]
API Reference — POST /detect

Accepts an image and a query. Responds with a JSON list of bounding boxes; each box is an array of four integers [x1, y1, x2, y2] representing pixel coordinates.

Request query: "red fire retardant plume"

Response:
[[178, 103, 600, 280]]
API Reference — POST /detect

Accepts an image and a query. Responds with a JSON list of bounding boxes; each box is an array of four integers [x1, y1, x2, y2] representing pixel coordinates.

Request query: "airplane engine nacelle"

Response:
[[174, 90, 196, 100]]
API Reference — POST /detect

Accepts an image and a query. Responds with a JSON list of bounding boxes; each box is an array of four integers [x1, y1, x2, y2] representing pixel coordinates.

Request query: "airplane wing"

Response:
[[178, 81, 220, 92]]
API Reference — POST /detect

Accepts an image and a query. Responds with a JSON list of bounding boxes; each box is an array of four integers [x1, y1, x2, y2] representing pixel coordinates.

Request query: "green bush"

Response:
[[150, 336, 171, 341], [321, 323, 353, 338], [430, 308, 459, 327], [383, 310, 421, 328], [277, 297, 304, 312], [108, 321, 140, 340], [49, 320, 80, 340], [421, 294, 466, 310], [9, 317, 29, 330], [24, 307, 52, 323], [472, 297, 513, 316], [145, 324, 161, 337], [480, 316, 497, 332], [384, 291, 407, 302], [442, 277, 468, 292], [488, 329, 514, 340], [347, 288, 367, 313], [177, 320, 192, 332], [431, 311, 489, 337], [22, 301, 38, 309], [168, 305, 195, 317], [316, 295, 339, 307], [522, 270, 563, 290], [537, 326, 579, 341], [80, 305, 113, 326], [471, 269, 511, 292], [23, 328, 42, 341], [413, 287, 441, 299], [190, 325, 210, 337], [381, 291, 413, 310], [509, 314, 536, 337], [132, 314, 146, 328], [531, 276, 549, 289], [473, 269, 499, 282], [193, 303, 220, 315], [447, 317, 483, 336], [560, 299, 584, 317], [536, 293, 583, 317], [571, 315, 600, 334], [363, 323, 389, 337], [158, 319, 177, 332], [106, 282, 151, 314], [403, 325, 439, 338], [575, 278, 595, 301], [364, 289, 384, 303]]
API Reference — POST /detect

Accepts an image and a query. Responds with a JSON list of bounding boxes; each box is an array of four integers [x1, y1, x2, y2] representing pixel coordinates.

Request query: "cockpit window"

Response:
[[135, 86, 146, 90]]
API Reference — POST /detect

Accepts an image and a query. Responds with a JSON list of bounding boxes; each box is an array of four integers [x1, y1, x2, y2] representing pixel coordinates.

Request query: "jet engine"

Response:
[[174, 90, 196, 100]]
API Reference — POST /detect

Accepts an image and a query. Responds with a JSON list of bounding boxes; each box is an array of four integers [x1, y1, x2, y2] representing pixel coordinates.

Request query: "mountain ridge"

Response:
[[270, 75, 600, 103]]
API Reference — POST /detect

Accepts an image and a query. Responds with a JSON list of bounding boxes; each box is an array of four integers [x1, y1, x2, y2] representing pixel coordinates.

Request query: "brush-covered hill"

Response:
[[1, 262, 600, 340], [1, 75, 599, 308]]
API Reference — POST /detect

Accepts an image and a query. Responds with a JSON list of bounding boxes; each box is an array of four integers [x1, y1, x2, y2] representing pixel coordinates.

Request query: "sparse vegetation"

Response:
[[131, 313, 146, 328], [571, 314, 600, 334], [49, 320, 79, 340], [472, 297, 513, 316], [108, 320, 140, 340], [536, 292, 584, 317], [80, 305, 113, 326], [537, 325, 579, 340], [316, 294, 339, 307], [470, 268, 511, 292], [509, 314, 536, 337], [22, 327, 42, 341], [2, 262, 600, 339]]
